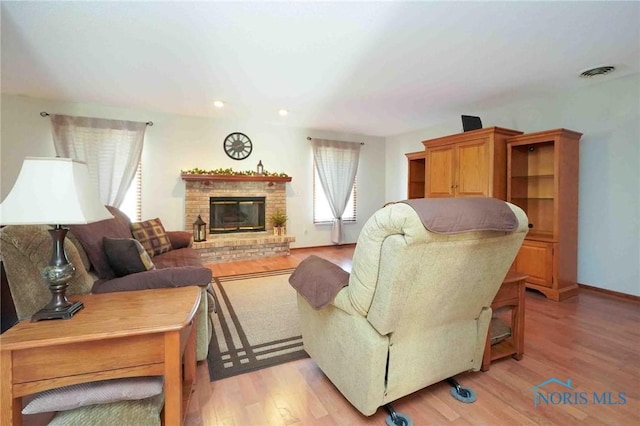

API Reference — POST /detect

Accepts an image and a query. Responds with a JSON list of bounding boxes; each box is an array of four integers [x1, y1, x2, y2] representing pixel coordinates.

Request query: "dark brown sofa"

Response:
[[0, 205, 213, 363], [65, 205, 214, 361], [0, 206, 215, 424]]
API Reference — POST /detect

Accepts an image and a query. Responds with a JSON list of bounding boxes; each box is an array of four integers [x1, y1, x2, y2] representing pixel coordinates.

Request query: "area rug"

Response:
[[208, 269, 308, 381]]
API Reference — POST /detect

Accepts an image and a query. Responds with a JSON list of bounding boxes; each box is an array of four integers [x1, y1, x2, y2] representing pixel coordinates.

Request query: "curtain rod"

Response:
[[307, 136, 364, 145], [40, 112, 153, 126]]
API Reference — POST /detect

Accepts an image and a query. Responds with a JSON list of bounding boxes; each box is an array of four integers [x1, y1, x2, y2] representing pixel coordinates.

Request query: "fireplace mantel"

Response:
[[181, 174, 292, 183]]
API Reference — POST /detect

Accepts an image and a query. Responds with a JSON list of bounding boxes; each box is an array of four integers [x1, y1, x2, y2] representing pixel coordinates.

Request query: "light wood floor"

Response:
[[207, 245, 356, 278], [186, 246, 640, 426], [22, 246, 639, 425]]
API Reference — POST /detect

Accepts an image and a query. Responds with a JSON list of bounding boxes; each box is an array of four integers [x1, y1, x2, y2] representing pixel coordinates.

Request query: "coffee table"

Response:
[[0, 286, 200, 426]]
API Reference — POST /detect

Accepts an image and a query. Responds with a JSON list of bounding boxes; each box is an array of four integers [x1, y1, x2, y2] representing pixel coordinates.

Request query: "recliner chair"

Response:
[[294, 198, 528, 424]]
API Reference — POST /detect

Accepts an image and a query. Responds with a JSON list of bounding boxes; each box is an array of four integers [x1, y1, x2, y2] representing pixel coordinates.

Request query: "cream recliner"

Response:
[[295, 198, 528, 421]]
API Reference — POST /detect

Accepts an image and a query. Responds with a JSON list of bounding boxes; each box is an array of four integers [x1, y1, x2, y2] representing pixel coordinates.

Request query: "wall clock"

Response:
[[223, 132, 252, 160]]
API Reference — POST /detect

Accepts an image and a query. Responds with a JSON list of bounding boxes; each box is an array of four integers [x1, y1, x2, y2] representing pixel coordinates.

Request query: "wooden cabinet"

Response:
[[507, 128, 582, 301], [512, 240, 554, 287], [405, 150, 426, 199], [424, 144, 455, 197], [422, 127, 523, 199]]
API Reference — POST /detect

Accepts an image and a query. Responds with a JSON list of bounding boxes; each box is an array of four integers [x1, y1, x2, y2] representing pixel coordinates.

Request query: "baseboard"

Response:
[[291, 243, 356, 251], [578, 283, 640, 303]]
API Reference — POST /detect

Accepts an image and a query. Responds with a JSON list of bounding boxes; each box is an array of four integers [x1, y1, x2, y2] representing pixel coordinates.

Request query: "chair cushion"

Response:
[[65, 231, 92, 272], [91, 266, 212, 294], [48, 393, 164, 426], [22, 376, 163, 414], [103, 237, 156, 277], [289, 255, 350, 309], [69, 206, 133, 279], [152, 247, 203, 269], [0, 225, 94, 319], [131, 218, 172, 258]]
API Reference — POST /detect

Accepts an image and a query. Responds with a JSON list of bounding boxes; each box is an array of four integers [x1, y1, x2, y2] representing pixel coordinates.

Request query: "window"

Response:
[[119, 162, 142, 222], [49, 114, 147, 219], [313, 165, 357, 223]]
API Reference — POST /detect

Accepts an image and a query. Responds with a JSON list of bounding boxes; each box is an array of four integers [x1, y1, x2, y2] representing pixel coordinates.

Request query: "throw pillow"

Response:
[[130, 218, 172, 258], [22, 376, 164, 414], [68, 206, 133, 279], [103, 237, 156, 277]]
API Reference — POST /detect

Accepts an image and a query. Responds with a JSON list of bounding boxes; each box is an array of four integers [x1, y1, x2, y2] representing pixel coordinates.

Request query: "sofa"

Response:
[[1, 205, 214, 361], [0, 206, 214, 424], [291, 198, 528, 418]]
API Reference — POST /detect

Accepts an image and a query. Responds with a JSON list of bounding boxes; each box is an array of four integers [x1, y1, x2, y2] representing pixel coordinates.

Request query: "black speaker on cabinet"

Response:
[[461, 115, 482, 132]]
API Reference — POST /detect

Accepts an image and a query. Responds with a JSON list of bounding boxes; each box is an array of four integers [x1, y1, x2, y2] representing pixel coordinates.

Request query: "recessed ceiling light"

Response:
[[278, 109, 288, 116], [579, 66, 615, 78], [213, 100, 224, 108]]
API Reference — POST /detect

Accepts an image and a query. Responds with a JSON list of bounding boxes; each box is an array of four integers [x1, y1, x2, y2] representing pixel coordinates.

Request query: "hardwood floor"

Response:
[[186, 246, 640, 426], [21, 246, 639, 425], [207, 245, 355, 278]]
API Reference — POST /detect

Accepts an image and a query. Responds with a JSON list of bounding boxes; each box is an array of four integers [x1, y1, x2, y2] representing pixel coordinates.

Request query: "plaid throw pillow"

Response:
[[130, 218, 172, 257]]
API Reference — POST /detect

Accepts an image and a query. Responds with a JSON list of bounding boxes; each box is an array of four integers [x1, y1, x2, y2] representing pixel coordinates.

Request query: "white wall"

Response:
[[385, 73, 640, 296], [3, 73, 637, 295], [0, 94, 386, 248]]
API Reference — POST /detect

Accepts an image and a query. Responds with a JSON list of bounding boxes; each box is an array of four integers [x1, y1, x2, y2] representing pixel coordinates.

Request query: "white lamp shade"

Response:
[[0, 157, 114, 225]]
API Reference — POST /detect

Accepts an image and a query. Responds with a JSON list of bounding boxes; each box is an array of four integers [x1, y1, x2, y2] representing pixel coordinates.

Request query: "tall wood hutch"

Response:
[[406, 126, 581, 301], [506, 129, 582, 301], [421, 127, 523, 199], [405, 150, 426, 199]]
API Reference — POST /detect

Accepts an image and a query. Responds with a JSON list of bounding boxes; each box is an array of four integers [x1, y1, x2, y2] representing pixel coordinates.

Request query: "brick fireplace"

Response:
[[182, 174, 295, 263]]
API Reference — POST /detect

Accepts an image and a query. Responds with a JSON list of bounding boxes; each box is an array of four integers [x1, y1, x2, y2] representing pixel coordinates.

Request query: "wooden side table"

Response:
[[481, 272, 527, 371], [0, 286, 200, 426]]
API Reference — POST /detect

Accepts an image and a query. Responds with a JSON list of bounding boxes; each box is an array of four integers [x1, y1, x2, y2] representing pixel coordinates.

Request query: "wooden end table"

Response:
[[481, 272, 527, 371], [0, 286, 200, 426]]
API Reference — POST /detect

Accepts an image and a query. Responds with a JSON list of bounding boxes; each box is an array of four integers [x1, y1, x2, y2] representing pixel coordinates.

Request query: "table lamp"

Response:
[[0, 157, 113, 321]]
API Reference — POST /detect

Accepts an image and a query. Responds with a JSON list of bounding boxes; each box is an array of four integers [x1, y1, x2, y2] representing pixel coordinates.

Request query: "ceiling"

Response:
[[2, 1, 639, 137]]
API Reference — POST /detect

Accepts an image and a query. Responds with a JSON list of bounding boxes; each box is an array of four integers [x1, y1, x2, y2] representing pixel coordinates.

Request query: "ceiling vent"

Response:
[[579, 66, 615, 78]]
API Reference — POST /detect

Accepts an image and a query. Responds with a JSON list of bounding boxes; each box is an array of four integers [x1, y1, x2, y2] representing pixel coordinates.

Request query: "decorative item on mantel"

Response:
[[256, 160, 264, 175], [181, 167, 289, 178], [270, 209, 288, 236], [193, 215, 207, 242], [180, 168, 292, 184]]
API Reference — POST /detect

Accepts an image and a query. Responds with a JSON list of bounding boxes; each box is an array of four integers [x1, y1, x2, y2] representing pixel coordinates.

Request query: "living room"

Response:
[[1, 1, 639, 425]]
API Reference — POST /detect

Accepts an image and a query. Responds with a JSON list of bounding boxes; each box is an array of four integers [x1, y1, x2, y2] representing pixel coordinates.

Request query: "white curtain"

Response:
[[311, 139, 360, 244], [51, 115, 147, 208]]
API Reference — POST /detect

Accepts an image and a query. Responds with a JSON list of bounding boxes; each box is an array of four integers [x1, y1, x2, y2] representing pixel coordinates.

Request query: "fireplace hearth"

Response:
[[210, 196, 265, 234]]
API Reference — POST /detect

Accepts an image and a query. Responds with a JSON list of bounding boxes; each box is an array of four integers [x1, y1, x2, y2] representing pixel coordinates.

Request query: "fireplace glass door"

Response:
[[210, 197, 265, 234]]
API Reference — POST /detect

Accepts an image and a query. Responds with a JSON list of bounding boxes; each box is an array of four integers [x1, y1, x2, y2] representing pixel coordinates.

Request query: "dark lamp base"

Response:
[[31, 301, 84, 322]]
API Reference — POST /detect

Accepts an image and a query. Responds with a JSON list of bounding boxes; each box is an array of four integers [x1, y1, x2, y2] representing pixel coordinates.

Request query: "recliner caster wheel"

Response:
[[385, 412, 413, 426], [450, 385, 477, 403]]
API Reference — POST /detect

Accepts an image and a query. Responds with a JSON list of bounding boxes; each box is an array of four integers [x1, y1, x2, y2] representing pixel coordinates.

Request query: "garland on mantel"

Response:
[[181, 167, 289, 178]]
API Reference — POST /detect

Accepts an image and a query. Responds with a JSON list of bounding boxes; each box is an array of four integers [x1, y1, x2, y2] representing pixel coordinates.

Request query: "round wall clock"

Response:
[[223, 132, 252, 160]]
